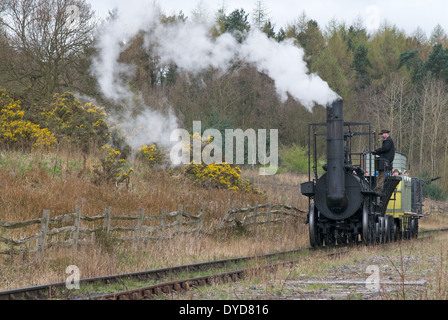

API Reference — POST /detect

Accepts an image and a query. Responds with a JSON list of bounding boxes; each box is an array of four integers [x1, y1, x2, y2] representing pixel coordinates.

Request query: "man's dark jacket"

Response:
[[375, 137, 395, 171]]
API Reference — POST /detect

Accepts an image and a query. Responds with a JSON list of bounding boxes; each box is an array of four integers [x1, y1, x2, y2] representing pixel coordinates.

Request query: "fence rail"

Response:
[[219, 201, 306, 229], [0, 205, 204, 259]]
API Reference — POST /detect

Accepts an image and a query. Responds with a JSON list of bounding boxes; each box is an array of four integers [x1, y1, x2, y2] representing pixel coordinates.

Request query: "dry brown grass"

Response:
[[2, 149, 447, 294], [0, 150, 309, 290], [0, 151, 271, 223], [419, 198, 448, 231]]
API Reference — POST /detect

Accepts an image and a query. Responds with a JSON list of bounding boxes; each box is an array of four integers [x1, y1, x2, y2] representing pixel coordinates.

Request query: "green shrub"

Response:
[[420, 171, 447, 201], [423, 183, 447, 201], [42, 92, 110, 152], [279, 144, 324, 174], [138, 144, 164, 167], [92, 145, 134, 186]]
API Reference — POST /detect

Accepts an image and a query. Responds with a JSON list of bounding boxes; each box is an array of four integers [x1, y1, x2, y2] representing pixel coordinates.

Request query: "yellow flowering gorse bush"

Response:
[[0, 90, 56, 150], [93, 145, 134, 186], [138, 144, 164, 167], [41, 92, 109, 151], [182, 133, 259, 193], [185, 162, 259, 193]]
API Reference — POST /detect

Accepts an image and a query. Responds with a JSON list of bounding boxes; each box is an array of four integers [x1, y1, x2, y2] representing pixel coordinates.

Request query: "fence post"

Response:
[[160, 209, 167, 238], [103, 207, 111, 235], [267, 201, 272, 224], [219, 208, 232, 229], [36, 210, 50, 260], [177, 205, 183, 234], [134, 208, 145, 244], [73, 207, 81, 249], [238, 205, 243, 225], [253, 202, 258, 225], [197, 204, 205, 232]]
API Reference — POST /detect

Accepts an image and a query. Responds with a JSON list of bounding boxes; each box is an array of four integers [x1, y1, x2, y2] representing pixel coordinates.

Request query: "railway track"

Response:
[[87, 250, 349, 301], [0, 248, 315, 300], [2, 227, 447, 301]]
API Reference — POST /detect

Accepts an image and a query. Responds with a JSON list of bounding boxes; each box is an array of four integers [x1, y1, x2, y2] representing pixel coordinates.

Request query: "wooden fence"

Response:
[[219, 201, 305, 229], [0, 202, 306, 259], [0, 205, 204, 259]]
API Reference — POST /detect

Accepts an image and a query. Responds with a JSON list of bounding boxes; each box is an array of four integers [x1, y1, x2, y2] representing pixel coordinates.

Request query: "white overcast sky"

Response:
[[87, 0, 448, 37]]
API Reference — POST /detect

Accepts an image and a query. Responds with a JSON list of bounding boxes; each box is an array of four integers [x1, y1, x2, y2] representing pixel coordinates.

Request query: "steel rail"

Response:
[[83, 228, 448, 300], [88, 250, 350, 300], [88, 260, 299, 300], [0, 248, 311, 300]]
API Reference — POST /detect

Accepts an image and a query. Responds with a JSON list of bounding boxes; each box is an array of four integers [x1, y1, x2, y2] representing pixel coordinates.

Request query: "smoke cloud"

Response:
[[91, 4, 179, 150], [91, 2, 339, 149]]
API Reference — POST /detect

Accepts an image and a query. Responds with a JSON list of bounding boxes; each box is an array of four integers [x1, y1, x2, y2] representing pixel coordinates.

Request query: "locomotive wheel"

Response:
[[390, 217, 398, 242], [378, 217, 384, 244], [405, 218, 411, 239], [362, 203, 370, 245], [379, 217, 386, 244], [309, 204, 322, 248], [376, 217, 385, 244], [398, 219, 403, 240], [362, 203, 377, 246], [384, 216, 391, 243], [410, 218, 419, 239], [415, 218, 419, 238]]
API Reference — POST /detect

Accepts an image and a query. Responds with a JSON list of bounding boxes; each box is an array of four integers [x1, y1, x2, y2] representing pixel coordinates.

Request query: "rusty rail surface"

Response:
[[88, 261, 298, 300], [89, 250, 350, 300]]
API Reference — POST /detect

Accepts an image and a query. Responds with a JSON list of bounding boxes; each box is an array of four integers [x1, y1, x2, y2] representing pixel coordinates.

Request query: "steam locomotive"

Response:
[[301, 99, 424, 247]]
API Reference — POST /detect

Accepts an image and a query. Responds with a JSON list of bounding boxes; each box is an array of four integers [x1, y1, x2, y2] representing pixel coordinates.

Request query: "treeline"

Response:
[[1, 0, 448, 192]]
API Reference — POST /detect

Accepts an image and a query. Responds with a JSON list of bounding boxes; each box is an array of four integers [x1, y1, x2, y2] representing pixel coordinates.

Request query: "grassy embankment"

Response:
[[0, 149, 309, 290]]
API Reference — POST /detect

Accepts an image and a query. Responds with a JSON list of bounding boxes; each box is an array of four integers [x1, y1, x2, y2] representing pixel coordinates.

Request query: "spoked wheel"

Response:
[[309, 204, 322, 248], [362, 203, 375, 245], [376, 218, 383, 244]]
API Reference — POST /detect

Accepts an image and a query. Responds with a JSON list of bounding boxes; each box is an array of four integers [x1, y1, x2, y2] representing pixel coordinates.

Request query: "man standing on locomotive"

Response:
[[373, 130, 395, 192]]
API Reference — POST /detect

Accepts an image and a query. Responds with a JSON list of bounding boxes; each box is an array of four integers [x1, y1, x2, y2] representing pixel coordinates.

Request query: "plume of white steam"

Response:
[[91, 2, 339, 150], [117, 108, 179, 148], [92, 4, 179, 149], [240, 30, 340, 108], [150, 22, 339, 110], [93, 5, 157, 102], [149, 22, 237, 74]]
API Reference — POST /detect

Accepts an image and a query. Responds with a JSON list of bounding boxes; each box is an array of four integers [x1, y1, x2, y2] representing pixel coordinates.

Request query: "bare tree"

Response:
[[252, 0, 269, 30], [418, 78, 448, 176], [0, 0, 97, 101]]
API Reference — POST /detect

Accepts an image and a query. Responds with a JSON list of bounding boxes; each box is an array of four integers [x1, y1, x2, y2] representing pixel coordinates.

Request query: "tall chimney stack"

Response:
[[326, 99, 348, 213]]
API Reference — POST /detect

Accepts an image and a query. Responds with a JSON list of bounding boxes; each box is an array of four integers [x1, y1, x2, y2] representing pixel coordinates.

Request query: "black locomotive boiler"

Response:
[[301, 99, 423, 247]]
